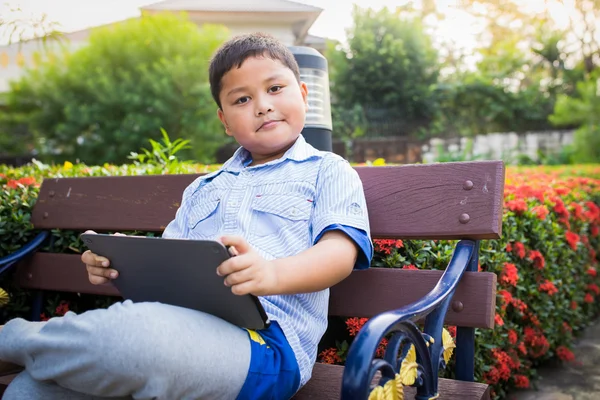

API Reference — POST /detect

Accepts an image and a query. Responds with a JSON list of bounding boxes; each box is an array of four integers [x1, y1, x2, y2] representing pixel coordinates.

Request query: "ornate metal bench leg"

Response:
[[455, 240, 479, 382]]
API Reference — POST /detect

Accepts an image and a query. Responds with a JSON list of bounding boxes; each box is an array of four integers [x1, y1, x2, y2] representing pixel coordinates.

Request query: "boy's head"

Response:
[[209, 32, 301, 109], [209, 32, 309, 165]]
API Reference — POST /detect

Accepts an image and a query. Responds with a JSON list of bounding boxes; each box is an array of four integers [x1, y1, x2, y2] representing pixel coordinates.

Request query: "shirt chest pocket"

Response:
[[249, 194, 313, 258], [250, 194, 312, 236], [187, 194, 221, 238]]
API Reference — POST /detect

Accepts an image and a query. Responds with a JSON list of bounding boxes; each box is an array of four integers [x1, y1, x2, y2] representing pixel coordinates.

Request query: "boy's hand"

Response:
[[81, 230, 121, 285], [217, 236, 278, 296]]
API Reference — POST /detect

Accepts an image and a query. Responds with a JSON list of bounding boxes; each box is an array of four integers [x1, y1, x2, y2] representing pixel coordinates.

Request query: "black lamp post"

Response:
[[288, 46, 333, 152]]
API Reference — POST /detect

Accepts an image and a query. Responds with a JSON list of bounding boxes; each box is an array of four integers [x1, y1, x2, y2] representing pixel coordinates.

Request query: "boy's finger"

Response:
[[230, 281, 254, 296], [81, 250, 110, 267], [89, 275, 109, 285], [220, 236, 251, 255], [86, 265, 118, 279], [84, 230, 97, 235], [216, 254, 249, 277], [223, 268, 253, 287]]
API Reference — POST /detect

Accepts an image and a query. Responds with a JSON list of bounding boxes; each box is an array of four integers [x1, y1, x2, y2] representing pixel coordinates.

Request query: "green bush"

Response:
[[0, 161, 599, 399], [0, 13, 229, 164]]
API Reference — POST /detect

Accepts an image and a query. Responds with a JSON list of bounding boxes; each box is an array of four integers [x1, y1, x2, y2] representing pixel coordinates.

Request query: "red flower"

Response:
[[55, 301, 70, 316], [587, 284, 600, 295], [562, 322, 573, 333], [553, 198, 570, 220], [506, 199, 528, 214], [532, 205, 549, 220], [501, 263, 519, 287], [591, 224, 599, 238], [570, 202, 585, 221], [556, 346, 575, 362], [447, 326, 457, 337], [513, 242, 526, 259], [40, 313, 50, 322], [498, 290, 513, 310], [376, 338, 388, 358], [571, 300, 578, 310], [524, 327, 550, 358], [18, 177, 36, 186], [373, 239, 402, 255], [528, 250, 545, 269], [588, 267, 597, 277], [508, 329, 518, 345], [495, 313, 504, 326], [6, 180, 19, 189], [585, 202, 600, 223], [539, 280, 558, 296], [483, 367, 501, 385], [346, 317, 369, 336], [565, 231, 580, 250], [402, 264, 418, 270], [490, 349, 513, 380], [319, 348, 342, 364], [518, 342, 527, 355], [514, 375, 530, 388], [506, 242, 513, 252], [511, 298, 528, 314], [584, 293, 594, 303]]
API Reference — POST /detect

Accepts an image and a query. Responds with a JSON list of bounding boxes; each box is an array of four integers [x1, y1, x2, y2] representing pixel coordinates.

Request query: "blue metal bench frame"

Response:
[[341, 239, 479, 399]]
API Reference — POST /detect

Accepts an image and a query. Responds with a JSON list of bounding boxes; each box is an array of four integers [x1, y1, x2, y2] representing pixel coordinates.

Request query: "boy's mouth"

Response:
[[257, 120, 282, 131]]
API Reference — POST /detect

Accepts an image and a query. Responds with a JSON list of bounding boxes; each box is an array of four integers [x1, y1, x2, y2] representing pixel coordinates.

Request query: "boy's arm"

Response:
[[218, 231, 357, 296], [272, 230, 357, 294]]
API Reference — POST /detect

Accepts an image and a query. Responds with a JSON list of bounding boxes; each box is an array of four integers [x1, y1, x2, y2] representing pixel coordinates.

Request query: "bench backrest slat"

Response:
[[17, 253, 496, 328], [31, 161, 504, 240]]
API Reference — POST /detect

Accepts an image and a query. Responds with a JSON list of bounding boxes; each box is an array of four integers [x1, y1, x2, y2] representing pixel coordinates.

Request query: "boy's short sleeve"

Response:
[[311, 156, 371, 247]]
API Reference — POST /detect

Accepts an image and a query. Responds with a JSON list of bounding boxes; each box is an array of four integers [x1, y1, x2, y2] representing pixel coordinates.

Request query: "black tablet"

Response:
[[80, 233, 270, 330]]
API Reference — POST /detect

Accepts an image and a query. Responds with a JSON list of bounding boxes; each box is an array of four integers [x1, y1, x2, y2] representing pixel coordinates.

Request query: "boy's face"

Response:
[[217, 56, 308, 165]]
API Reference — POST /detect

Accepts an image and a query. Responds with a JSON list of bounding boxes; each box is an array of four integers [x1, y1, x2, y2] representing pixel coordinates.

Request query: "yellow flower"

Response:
[[0, 288, 10, 307], [373, 158, 386, 166], [399, 344, 419, 385], [442, 328, 456, 364], [63, 161, 74, 170]]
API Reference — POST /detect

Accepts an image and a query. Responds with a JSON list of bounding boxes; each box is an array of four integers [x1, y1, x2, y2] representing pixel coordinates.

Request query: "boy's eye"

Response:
[[269, 85, 283, 93], [234, 96, 250, 105]]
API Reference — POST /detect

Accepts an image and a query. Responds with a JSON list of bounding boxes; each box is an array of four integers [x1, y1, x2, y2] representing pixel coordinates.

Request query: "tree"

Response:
[[550, 71, 600, 162], [327, 5, 440, 135], [1, 13, 228, 164]]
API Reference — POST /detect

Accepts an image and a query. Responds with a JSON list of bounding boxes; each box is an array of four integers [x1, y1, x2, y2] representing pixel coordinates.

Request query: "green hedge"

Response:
[[1, 161, 599, 399]]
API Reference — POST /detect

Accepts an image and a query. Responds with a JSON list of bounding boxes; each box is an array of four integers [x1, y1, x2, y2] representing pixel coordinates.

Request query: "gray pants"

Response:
[[0, 300, 251, 399]]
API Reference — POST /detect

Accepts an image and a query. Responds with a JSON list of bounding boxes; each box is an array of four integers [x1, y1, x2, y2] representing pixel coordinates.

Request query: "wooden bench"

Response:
[[0, 160, 504, 399]]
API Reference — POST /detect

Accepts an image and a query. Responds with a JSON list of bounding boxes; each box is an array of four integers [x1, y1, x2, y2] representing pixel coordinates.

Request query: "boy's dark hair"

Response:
[[209, 32, 301, 109]]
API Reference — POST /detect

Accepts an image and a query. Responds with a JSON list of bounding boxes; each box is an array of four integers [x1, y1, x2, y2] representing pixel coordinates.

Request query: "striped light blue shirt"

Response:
[[162, 135, 372, 387]]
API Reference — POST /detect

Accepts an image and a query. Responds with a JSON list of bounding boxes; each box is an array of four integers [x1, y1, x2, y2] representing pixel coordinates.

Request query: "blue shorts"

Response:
[[236, 321, 301, 400]]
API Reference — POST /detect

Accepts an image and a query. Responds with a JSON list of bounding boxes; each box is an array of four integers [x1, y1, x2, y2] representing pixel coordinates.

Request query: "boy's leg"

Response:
[[3, 370, 132, 400], [0, 300, 251, 400]]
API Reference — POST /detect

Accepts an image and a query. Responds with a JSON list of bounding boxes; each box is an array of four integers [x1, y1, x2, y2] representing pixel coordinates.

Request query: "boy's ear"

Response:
[[300, 82, 308, 112], [217, 108, 233, 137]]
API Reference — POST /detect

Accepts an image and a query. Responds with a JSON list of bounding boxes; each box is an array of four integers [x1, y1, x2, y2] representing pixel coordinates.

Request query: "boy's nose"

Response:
[[256, 107, 273, 116], [255, 96, 274, 116]]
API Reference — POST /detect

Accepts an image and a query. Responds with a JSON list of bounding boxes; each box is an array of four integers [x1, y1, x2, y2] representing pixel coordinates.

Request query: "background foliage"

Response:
[[0, 13, 228, 164]]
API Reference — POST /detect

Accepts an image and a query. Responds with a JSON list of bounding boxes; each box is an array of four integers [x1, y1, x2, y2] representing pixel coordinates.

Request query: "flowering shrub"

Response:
[[0, 161, 599, 399]]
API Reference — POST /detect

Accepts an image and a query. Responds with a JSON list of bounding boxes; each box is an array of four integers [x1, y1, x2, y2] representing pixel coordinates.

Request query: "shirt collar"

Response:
[[222, 134, 322, 173]]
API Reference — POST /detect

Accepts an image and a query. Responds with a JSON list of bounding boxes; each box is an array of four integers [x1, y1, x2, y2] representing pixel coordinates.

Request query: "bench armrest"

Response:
[[341, 239, 476, 399], [0, 231, 50, 276]]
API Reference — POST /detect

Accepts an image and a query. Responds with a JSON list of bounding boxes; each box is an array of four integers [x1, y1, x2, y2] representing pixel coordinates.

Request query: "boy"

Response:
[[0, 32, 372, 399]]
